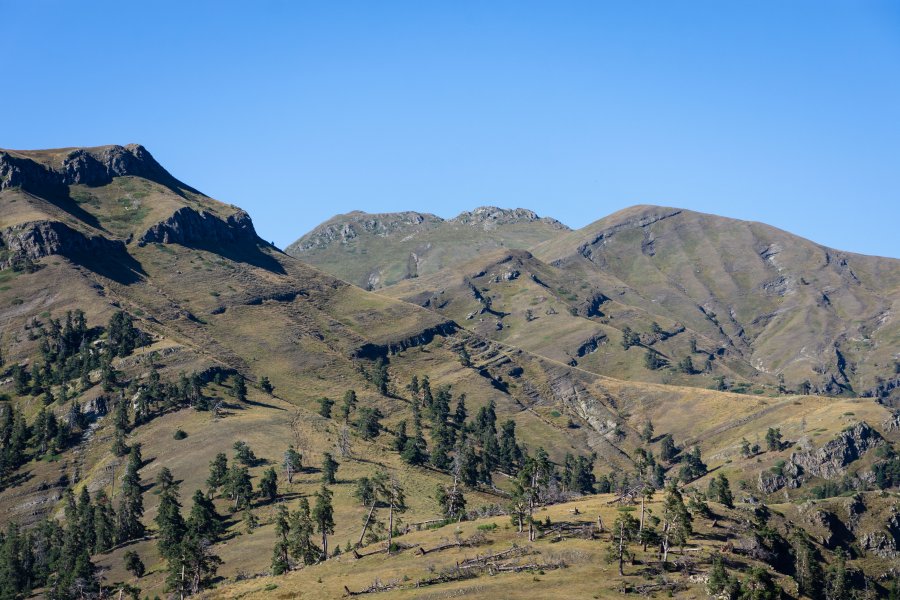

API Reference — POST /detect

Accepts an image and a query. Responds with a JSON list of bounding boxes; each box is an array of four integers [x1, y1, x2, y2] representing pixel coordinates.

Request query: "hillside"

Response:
[[0, 146, 898, 599], [532, 205, 900, 398], [294, 203, 900, 397], [285, 207, 569, 289]]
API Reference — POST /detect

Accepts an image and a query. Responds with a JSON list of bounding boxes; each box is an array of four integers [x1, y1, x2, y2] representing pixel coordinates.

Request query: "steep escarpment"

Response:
[[1, 144, 195, 194], [138, 207, 260, 246], [0, 220, 126, 268]]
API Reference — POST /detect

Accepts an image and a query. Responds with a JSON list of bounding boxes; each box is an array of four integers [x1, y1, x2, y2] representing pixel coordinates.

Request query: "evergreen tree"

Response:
[[271, 504, 290, 575], [393, 420, 408, 453], [288, 497, 318, 565], [231, 373, 247, 402], [206, 452, 228, 496], [340, 390, 357, 422], [259, 467, 278, 503], [259, 376, 273, 394], [282, 446, 302, 484], [117, 446, 145, 543], [659, 434, 678, 462], [605, 511, 639, 575], [708, 473, 734, 508], [321, 453, 339, 484], [154, 468, 185, 561], [187, 489, 223, 541], [318, 397, 334, 418], [436, 484, 466, 521], [312, 486, 335, 559], [124, 550, 145, 578], [226, 464, 253, 510], [660, 484, 692, 563]]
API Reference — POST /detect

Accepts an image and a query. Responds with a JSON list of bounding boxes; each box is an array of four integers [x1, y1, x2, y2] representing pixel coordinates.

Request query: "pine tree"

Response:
[[124, 550, 145, 578], [117, 446, 145, 543], [282, 446, 302, 484], [288, 497, 318, 565], [271, 504, 290, 575], [660, 484, 692, 564], [226, 464, 253, 510], [206, 452, 228, 495], [187, 489, 223, 541], [312, 486, 335, 560], [155, 469, 186, 562], [231, 373, 247, 402], [260, 467, 278, 503], [321, 452, 339, 484], [340, 390, 357, 422], [318, 397, 334, 418]]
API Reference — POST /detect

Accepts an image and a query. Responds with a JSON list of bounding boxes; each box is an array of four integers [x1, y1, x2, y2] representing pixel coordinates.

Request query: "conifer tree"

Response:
[[155, 468, 185, 561], [312, 486, 335, 559], [282, 446, 302, 484], [260, 467, 278, 503], [321, 452, 339, 484], [206, 452, 228, 496], [117, 446, 145, 543]]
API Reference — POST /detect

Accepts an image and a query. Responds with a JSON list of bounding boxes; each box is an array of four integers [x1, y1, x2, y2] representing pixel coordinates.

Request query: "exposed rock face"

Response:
[[451, 206, 568, 231], [1, 144, 193, 195], [138, 207, 258, 247], [60, 145, 180, 187], [790, 422, 883, 480], [860, 509, 900, 559], [0, 152, 69, 199], [352, 321, 459, 358], [0, 220, 126, 268], [758, 422, 883, 493]]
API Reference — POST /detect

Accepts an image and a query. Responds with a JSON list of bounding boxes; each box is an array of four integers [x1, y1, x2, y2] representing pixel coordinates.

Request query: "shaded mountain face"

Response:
[[301, 204, 900, 399], [285, 207, 569, 289]]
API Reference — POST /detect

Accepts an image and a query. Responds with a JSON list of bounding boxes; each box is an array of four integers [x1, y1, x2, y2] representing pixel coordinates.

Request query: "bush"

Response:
[[173, 429, 188, 440]]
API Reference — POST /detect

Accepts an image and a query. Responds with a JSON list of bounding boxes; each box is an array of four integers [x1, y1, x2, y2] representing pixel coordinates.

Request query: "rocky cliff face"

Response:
[[451, 206, 569, 231], [0, 144, 194, 195], [758, 422, 883, 493], [0, 220, 126, 269], [138, 207, 259, 247]]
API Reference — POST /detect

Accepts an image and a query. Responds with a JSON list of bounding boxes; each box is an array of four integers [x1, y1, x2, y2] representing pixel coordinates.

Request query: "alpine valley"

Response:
[[1, 144, 899, 599]]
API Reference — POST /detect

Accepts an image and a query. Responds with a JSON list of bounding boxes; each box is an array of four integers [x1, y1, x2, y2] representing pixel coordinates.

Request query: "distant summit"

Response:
[[286, 207, 568, 289]]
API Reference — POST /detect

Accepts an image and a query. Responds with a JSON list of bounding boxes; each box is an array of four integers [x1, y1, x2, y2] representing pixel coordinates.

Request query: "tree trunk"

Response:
[[618, 521, 625, 576], [322, 531, 328, 560], [661, 521, 670, 564], [357, 501, 377, 547], [388, 499, 395, 555], [639, 495, 645, 532]]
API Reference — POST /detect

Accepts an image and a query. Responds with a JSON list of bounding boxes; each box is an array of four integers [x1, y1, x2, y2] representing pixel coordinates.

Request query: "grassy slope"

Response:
[[286, 210, 569, 289], [532, 205, 900, 394], [2, 152, 898, 597]]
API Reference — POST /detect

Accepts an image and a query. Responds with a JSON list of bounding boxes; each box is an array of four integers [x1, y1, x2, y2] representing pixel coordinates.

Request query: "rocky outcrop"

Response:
[[574, 333, 607, 357], [758, 422, 884, 494], [451, 206, 568, 231], [0, 220, 126, 268], [1, 144, 195, 195], [289, 211, 443, 252], [138, 207, 258, 247], [860, 509, 900, 559], [352, 321, 460, 359], [0, 152, 69, 199], [790, 422, 883, 480]]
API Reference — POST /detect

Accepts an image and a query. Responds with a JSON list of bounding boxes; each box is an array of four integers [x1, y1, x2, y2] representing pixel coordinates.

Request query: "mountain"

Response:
[[532, 205, 900, 398], [285, 207, 569, 289], [298, 203, 900, 399], [1, 146, 899, 599]]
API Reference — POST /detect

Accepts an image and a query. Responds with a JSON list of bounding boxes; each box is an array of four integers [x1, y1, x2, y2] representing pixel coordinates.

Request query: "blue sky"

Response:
[[4, 1, 899, 257]]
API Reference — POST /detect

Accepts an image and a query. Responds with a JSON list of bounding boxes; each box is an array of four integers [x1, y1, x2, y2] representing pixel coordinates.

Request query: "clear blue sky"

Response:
[[4, 1, 899, 257]]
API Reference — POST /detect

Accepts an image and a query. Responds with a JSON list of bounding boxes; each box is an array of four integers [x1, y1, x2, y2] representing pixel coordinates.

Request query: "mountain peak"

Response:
[[0, 143, 196, 194], [451, 206, 569, 230]]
